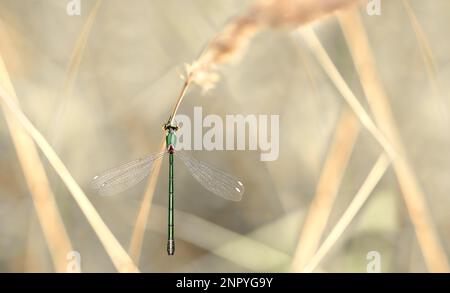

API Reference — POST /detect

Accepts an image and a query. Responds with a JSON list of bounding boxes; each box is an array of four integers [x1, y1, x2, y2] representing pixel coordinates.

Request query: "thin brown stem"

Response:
[[169, 79, 191, 125]]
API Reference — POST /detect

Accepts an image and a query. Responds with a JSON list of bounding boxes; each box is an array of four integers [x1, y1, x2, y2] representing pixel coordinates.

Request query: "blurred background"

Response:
[[0, 0, 450, 272]]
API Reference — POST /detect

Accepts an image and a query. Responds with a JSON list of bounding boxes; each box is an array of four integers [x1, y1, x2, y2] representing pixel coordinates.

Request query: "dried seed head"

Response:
[[186, 0, 358, 92]]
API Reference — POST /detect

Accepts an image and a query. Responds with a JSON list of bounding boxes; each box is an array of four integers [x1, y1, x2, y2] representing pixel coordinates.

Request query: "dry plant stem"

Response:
[[299, 27, 395, 159], [338, 8, 450, 272], [24, 214, 48, 272], [169, 79, 191, 124], [0, 55, 72, 272], [290, 108, 360, 272], [49, 0, 103, 146], [303, 153, 390, 272], [0, 86, 139, 273]]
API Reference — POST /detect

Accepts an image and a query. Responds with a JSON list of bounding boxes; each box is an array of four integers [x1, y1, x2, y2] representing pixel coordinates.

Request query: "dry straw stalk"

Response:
[[0, 84, 139, 273], [338, 7, 449, 272], [0, 53, 72, 273]]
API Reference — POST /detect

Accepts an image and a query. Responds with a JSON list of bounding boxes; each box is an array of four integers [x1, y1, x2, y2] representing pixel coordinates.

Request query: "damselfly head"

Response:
[[163, 119, 179, 132]]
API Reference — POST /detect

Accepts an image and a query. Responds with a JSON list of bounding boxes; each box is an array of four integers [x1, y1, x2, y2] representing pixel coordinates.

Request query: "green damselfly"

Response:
[[91, 121, 244, 255]]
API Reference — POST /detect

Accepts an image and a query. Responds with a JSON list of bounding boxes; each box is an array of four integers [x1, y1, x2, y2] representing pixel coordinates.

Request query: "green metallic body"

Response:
[[167, 152, 174, 255], [166, 128, 177, 255]]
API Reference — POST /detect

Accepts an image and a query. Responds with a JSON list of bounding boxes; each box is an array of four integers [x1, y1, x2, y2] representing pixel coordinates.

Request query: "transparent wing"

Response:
[[176, 151, 244, 201], [90, 152, 165, 196]]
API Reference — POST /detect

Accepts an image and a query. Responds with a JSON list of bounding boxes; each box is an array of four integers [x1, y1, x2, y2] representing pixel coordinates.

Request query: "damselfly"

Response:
[[91, 121, 244, 255]]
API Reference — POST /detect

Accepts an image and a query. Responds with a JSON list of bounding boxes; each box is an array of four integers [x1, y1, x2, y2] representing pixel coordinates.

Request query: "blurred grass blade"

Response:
[[338, 7, 450, 272], [48, 0, 103, 148], [297, 27, 396, 159], [291, 108, 359, 272], [0, 84, 139, 273], [128, 140, 166, 263], [0, 53, 72, 272], [303, 153, 390, 273]]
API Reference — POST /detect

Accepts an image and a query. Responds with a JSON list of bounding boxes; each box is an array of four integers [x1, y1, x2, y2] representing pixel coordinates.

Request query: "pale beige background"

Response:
[[0, 0, 449, 272]]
